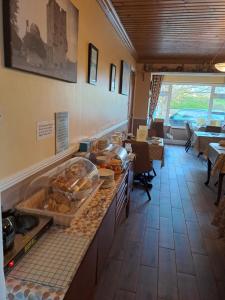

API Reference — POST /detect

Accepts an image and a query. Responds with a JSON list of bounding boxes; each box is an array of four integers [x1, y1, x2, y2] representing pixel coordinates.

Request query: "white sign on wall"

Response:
[[37, 120, 55, 141], [55, 112, 69, 154]]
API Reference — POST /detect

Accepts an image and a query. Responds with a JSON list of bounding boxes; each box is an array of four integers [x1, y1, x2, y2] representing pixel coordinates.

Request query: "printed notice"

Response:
[[55, 112, 69, 154], [37, 120, 54, 140]]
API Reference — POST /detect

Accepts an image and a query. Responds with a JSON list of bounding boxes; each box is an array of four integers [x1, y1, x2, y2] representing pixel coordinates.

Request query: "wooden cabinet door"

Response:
[[127, 163, 134, 217], [64, 237, 97, 300], [116, 170, 129, 228], [97, 198, 116, 281], [63, 167, 132, 299]]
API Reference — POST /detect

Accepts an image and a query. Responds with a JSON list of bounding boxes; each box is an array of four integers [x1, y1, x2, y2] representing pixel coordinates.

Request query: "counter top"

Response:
[[5, 173, 125, 300]]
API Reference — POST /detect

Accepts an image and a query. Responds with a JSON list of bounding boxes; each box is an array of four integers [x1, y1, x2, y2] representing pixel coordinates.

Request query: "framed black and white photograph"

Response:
[[88, 43, 98, 85], [3, 0, 79, 83], [109, 63, 116, 92], [119, 60, 131, 95]]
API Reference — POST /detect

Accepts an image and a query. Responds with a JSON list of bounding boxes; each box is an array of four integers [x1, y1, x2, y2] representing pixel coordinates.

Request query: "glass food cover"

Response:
[[17, 158, 100, 226], [102, 145, 128, 166]]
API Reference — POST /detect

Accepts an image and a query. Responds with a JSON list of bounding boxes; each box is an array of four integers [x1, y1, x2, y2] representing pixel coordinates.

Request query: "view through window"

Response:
[[154, 83, 225, 127]]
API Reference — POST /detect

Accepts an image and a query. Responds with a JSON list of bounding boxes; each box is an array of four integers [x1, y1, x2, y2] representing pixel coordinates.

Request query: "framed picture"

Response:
[[88, 43, 98, 85], [119, 60, 131, 95], [3, 0, 79, 83], [109, 64, 116, 92]]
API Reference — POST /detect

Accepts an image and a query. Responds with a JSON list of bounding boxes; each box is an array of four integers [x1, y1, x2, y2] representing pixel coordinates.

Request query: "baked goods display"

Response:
[[97, 139, 109, 151], [96, 155, 108, 165], [44, 192, 71, 213], [94, 145, 128, 177], [20, 158, 100, 225], [107, 158, 123, 175], [49, 159, 98, 198]]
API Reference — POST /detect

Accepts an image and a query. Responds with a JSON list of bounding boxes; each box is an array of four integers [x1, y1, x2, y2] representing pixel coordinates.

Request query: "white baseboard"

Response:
[[0, 120, 128, 193]]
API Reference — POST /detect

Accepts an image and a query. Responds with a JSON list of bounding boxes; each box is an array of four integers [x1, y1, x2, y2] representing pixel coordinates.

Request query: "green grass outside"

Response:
[[162, 85, 225, 110], [170, 96, 225, 110]]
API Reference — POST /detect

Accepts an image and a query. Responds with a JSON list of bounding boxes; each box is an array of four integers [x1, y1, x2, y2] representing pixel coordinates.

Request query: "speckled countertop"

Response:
[[5, 173, 125, 300]]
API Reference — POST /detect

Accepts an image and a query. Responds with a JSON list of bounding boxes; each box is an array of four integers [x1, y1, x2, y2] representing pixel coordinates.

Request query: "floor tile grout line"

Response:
[[94, 145, 225, 300]]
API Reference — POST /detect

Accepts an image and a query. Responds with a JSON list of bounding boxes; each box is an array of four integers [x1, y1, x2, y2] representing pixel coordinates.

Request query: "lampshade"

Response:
[[215, 63, 225, 72]]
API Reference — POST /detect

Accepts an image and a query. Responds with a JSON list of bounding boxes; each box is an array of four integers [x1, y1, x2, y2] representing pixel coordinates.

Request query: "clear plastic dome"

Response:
[[18, 158, 99, 226]]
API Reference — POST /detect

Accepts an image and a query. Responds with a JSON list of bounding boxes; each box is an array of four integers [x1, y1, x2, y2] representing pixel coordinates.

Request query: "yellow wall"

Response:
[[0, 0, 135, 180], [133, 64, 150, 119]]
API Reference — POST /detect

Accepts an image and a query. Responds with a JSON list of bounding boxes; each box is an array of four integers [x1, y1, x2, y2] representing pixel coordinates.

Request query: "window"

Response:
[[154, 83, 225, 127]]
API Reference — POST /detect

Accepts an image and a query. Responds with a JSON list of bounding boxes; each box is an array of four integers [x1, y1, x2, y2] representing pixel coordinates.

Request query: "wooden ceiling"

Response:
[[111, 0, 225, 64]]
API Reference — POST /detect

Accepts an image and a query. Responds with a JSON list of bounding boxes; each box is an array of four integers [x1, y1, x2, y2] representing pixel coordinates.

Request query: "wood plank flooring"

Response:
[[94, 145, 225, 300]]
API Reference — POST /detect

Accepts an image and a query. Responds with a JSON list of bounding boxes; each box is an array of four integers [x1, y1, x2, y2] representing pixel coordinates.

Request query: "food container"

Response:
[[17, 158, 101, 226], [96, 155, 108, 165], [111, 134, 122, 145], [98, 168, 115, 189], [97, 138, 109, 151]]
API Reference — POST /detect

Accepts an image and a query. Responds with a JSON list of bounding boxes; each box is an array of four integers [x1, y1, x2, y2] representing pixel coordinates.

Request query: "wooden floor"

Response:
[[94, 145, 225, 300]]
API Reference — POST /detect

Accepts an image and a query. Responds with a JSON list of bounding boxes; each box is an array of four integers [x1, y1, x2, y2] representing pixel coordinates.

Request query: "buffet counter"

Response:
[[6, 165, 132, 300]]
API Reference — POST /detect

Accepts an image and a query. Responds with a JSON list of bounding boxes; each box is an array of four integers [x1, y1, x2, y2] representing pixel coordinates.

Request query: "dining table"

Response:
[[194, 131, 225, 155], [147, 137, 164, 166], [205, 142, 225, 205], [193, 125, 225, 132]]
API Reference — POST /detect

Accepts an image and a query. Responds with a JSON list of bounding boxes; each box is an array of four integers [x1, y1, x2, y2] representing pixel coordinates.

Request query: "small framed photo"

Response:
[[119, 60, 131, 95], [88, 43, 98, 85], [109, 64, 116, 92]]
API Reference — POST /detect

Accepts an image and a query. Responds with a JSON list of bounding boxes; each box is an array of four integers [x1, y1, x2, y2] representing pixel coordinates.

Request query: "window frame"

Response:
[[155, 82, 225, 127]]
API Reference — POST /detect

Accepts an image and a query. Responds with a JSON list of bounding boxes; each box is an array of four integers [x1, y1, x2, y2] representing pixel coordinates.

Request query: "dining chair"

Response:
[[124, 140, 152, 201], [210, 120, 221, 126], [148, 121, 164, 138], [205, 126, 221, 133], [185, 122, 193, 152]]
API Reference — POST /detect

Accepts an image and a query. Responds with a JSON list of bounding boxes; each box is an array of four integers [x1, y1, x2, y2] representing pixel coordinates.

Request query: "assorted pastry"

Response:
[[108, 158, 123, 175], [51, 162, 89, 192], [44, 191, 72, 213], [35, 149, 126, 216], [40, 160, 99, 214]]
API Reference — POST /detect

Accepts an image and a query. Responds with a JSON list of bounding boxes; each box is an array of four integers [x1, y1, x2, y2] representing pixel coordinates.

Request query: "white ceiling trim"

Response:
[[97, 0, 137, 59]]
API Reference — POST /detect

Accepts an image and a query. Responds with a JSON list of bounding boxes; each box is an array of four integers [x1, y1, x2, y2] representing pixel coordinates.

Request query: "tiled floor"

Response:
[[94, 145, 225, 300]]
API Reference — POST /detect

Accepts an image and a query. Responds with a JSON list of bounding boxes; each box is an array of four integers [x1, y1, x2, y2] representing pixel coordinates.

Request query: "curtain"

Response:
[[148, 75, 164, 120]]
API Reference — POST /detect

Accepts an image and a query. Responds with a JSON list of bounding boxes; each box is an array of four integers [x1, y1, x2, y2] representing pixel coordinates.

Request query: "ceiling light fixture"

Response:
[[214, 63, 225, 72], [212, 40, 225, 72]]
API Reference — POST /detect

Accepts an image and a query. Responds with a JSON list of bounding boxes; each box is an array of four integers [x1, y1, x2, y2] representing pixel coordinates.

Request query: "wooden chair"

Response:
[[123, 138, 156, 178], [129, 141, 152, 201], [205, 126, 221, 133], [148, 121, 164, 138], [185, 122, 193, 152]]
